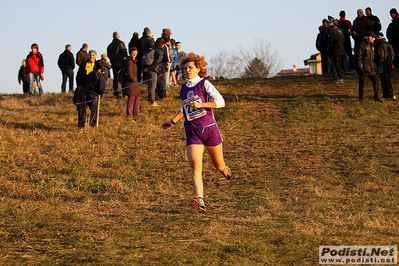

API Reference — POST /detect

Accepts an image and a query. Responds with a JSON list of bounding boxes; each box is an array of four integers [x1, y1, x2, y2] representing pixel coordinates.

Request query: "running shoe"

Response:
[[191, 197, 206, 213], [220, 166, 232, 180]]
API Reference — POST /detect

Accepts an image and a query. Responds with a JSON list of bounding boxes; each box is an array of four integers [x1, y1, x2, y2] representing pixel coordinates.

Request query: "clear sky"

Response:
[[1, 0, 396, 94]]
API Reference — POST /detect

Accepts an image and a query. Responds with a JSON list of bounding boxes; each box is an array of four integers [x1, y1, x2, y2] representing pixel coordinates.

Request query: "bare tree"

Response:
[[208, 51, 242, 79], [240, 39, 284, 78]]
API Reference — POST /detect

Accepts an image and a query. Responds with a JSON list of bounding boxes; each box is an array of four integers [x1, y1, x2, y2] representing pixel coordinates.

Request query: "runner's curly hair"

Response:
[[181, 52, 207, 78]]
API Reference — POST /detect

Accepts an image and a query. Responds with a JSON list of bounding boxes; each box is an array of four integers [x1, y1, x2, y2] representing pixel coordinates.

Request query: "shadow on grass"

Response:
[[4, 122, 72, 132]]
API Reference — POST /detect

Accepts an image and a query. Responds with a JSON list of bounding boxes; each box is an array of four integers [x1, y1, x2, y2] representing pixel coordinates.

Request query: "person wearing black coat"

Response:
[[58, 44, 75, 93], [73, 50, 97, 128], [143, 38, 165, 106], [324, 20, 345, 83], [386, 8, 399, 68], [18, 59, 29, 95], [365, 7, 382, 34], [107, 31, 128, 98], [375, 34, 396, 100], [357, 32, 380, 101], [139, 30, 155, 82], [353, 9, 373, 55], [84, 60, 106, 127]]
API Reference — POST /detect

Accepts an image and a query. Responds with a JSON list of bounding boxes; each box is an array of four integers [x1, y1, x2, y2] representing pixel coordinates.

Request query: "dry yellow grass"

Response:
[[0, 72, 398, 265]]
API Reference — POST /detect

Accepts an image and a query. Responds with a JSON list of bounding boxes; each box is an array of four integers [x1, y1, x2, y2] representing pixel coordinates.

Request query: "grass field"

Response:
[[0, 71, 398, 265]]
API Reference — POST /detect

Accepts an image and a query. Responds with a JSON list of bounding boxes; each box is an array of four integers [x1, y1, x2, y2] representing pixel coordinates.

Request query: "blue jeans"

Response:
[[111, 61, 122, 97], [29, 72, 43, 95], [61, 69, 74, 93]]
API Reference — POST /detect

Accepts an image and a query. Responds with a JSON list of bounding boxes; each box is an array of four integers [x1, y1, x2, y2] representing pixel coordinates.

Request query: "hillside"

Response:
[[0, 72, 398, 265]]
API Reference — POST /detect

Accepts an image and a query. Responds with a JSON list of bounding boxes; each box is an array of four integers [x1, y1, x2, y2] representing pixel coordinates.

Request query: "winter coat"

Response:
[[122, 57, 140, 97], [140, 36, 155, 56], [58, 49, 75, 71], [107, 38, 127, 63], [386, 16, 399, 48], [367, 14, 382, 34], [375, 38, 395, 73], [84, 69, 106, 96], [353, 16, 373, 42], [357, 38, 377, 75], [323, 26, 345, 56], [76, 49, 89, 66], [25, 51, 44, 74], [100, 58, 112, 79], [147, 46, 164, 74], [76, 59, 94, 87]]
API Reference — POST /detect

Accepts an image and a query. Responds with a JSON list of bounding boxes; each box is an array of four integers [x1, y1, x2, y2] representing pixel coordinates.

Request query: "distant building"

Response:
[[303, 53, 322, 75], [277, 65, 310, 76]]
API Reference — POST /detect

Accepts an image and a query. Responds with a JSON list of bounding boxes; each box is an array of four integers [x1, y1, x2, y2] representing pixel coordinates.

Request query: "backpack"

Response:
[[117, 58, 130, 84], [117, 68, 127, 84], [142, 48, 155, 66]]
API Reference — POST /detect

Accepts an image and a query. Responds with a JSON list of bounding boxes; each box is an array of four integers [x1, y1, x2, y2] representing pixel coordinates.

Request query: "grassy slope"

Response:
[[0, 72, 398, 265]]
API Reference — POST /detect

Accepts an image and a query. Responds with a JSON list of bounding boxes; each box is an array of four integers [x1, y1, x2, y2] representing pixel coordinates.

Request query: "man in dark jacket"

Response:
[[74, 50, 97, 128], [365, 7, 382, 34], [84, 60, 106, 127], [76, 43, 89, 66], [139, 29, 155, 82], [107, 31, 128, 98], [375, 33, 396, 100], [143, 38, 165, 106], [386, 8, 399, 68], [100, 54, 112, 84], [338, 11, 354, 71], [324, 19, 345, 83], [58, 44, 75, 93], [357, 31, 380, 101], [353, 9, 373, 55]]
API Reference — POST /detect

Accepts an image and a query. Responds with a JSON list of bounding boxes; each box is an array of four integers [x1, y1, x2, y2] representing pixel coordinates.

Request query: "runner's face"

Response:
[[184, 62, 200, 80]]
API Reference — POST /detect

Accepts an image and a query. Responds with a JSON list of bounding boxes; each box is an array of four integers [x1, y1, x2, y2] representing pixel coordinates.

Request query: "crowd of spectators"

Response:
[[18, 27, 182, 127], [316, 7, 398, 101]]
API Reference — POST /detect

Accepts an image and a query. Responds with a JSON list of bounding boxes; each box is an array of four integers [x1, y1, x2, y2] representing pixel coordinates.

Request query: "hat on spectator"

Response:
[[390, 8, 398, 15], [89, 50, 97, 56], [366, 31, 376, 38]]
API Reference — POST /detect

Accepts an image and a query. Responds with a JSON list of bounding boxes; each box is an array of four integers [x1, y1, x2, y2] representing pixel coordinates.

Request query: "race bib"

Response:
[[183, 95, 207, 121]]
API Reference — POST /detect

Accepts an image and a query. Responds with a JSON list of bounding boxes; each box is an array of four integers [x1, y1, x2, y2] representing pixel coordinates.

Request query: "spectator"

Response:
[[357, 31, 380, 101], [18, 59, 29, 95], [324, 19, 345, 83], [84, 60, 106, 127], [365, 7, 382, 34], [353, 9, 373, 55], [139, 29, 155, 82], [169, 39, 179, 87], [128, 32, 139, 51], [375, 33, 395, 100], [175, 41, 182, 80], [317, 19, 330, 74], [100, 54, 112, 85], [57, 44, 75, 93], [386, 8, 399, 68], [74, 50, 97, 128], [107, 31, 128, 98], [338, 11, 355, 72], [25, 43, 44, 96], [122, 47, 140, 117], [143, 37, 165, 106], [161, 28, 173, 93], [76, 43, 89, 66]]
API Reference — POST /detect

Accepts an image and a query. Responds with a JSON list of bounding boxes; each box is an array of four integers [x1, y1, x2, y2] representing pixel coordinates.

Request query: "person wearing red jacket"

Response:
[[25, 43, 44, 95]]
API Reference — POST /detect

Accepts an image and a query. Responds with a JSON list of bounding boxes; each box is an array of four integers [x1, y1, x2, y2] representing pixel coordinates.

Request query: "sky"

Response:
[[1, 0, 397, 94]]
